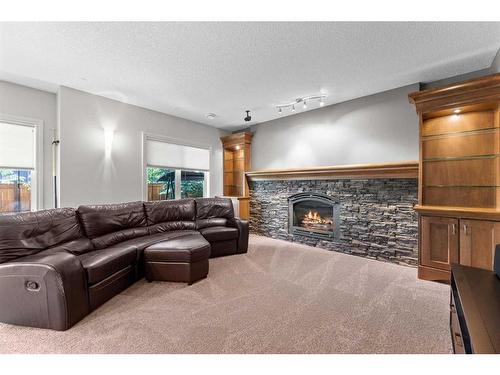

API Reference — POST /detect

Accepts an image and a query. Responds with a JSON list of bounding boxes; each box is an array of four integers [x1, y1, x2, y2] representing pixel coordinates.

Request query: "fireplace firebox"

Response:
[[288, 192, 340, 240]]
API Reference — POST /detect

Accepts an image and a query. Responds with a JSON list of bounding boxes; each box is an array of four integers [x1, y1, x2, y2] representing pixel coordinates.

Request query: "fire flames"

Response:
[[303, 210, 332, 225]]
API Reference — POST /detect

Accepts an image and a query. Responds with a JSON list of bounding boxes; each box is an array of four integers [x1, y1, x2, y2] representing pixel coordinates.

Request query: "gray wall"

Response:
[[491, 48, 500, 73], [58, 87, 227, 208], [422, 49, 500, 88], [0, 81, 57, 209], [250, 84, 420, 170], [421, 68, 491, 90]]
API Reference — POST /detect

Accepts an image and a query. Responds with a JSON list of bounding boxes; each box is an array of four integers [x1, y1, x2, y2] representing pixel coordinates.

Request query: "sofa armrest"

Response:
[[0, 251, 89, 330], [230, 218, 249, 254]]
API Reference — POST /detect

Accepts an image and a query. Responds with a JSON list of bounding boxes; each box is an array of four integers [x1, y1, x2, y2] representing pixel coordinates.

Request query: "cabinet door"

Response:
[[421, 216, 459, 270], [460, 219, 500, 270]]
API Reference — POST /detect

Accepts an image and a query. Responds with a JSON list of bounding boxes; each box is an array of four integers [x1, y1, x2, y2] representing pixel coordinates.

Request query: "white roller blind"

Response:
[[0, 122, 35, 169], [146, 139, 210, 171]]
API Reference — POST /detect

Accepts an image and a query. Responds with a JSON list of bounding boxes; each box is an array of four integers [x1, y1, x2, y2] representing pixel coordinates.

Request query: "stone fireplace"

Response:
[[249, 176, 418, 266], [288, 192, 340, 240]]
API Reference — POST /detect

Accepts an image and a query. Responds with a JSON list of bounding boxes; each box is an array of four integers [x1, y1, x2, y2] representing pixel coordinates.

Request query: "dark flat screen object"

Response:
[[495, 245, 500, 279]]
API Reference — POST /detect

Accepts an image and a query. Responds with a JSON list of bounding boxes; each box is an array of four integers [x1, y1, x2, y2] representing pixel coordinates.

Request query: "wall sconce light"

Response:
[[104, 128, 114, 158]]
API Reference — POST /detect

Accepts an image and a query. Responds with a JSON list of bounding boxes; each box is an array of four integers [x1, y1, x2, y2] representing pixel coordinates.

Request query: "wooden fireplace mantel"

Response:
[[245, 161, 419, 181]]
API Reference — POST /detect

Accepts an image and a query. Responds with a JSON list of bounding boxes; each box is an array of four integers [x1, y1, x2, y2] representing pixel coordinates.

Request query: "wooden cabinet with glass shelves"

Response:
[[220, 132, 253, 219], [409, 73, 500, 281]]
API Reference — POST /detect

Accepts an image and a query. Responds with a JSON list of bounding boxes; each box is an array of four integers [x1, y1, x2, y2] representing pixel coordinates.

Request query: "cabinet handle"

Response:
[[451, 224, 456, 235], [463, 224, 468, 235]]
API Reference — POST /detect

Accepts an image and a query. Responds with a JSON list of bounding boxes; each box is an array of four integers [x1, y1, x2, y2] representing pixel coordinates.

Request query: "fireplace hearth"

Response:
[[288, 192, 340, 240]]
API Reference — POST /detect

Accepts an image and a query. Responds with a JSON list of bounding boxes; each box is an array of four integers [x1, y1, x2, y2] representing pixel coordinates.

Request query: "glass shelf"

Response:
[[422, 126, 498, 139], [423, 154, 499, 162], [425, 185, 500, 188]]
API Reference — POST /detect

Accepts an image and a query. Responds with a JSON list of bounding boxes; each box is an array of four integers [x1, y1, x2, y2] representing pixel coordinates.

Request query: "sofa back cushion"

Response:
[[144, 199, 196, 234], [0, 208, 86, 263], [77, 201, 148, 249], [77, 201, 147, 238], [144, 199, 195, 224], [195, 197, 234, 229]]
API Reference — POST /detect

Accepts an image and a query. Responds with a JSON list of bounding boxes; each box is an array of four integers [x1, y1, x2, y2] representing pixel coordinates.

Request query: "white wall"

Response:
[[0, 80, 56, 209], [249, 84, 420, 170], [58, 87, 227, 208]]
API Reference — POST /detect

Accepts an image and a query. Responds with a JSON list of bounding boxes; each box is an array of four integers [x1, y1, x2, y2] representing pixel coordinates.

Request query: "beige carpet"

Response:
[[0, 235, 451, 354]]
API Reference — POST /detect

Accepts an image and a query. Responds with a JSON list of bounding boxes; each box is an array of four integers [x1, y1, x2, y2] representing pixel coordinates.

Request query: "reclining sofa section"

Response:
[[0, 197, 249, 331]]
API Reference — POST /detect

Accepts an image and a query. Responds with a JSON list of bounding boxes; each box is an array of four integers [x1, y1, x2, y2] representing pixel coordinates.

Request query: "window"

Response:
[[144, 135, 210, 201], [180, 170, 206, 199], [0, 116, 43, 213]]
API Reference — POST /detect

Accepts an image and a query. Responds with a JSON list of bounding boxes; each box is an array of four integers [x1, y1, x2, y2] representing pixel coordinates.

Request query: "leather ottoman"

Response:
[[144, 233, 210, 285]]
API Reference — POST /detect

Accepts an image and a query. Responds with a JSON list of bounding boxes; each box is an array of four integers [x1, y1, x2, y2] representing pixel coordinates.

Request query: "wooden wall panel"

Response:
[[422, 111, 495, 136], [423, 186, 498, 208], [422, 130, 499, 159], [224, 159, 233, 172], [423, 158, 499, 186], [224, 172, 234, 185]]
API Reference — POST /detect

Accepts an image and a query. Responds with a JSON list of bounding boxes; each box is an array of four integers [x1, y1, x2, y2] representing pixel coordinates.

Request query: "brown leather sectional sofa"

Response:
[[0, 197, 248, 331]]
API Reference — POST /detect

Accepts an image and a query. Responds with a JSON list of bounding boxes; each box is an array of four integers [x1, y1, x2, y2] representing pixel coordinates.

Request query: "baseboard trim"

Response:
[[418, 264, 450, 283]]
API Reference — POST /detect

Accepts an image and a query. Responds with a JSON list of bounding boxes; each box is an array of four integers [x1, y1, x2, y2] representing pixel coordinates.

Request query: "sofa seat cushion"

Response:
[[114, 230, 200, 259], [199, 226, 238, 242], [79, 245, 137, 284], [46, 237, 94, 255], [91, 227, 149, 250], [145, 233, 210, 263], [148, 221, 196, 234]]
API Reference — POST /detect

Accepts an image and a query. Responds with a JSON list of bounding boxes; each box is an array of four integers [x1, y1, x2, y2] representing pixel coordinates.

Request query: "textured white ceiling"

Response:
[[1, 22, 499, 130]]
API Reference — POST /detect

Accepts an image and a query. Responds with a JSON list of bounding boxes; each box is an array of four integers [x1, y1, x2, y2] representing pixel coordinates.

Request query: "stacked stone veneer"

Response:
[[249, 178, 418, 266]]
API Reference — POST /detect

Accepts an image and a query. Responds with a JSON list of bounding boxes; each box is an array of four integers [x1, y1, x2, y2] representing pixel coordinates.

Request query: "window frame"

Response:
[[141, 132, 211, 201], [0, 113, 44, 211]]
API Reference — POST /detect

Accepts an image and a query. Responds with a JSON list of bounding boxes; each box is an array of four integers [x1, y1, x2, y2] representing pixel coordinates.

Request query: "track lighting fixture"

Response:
[[276, 94, 327, 115]]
